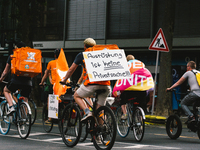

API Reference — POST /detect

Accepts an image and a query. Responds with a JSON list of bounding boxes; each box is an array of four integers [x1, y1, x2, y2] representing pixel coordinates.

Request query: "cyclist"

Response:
[[113, 55, 154, 119], [166, 61, 200, 123], [61, 38, 111, 122], [39, 49, 61, 122], [0, 42, 32, 115]]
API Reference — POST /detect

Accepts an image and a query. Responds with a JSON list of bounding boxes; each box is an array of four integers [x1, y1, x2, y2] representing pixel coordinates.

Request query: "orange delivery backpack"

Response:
[[11, 47, 42, 77]]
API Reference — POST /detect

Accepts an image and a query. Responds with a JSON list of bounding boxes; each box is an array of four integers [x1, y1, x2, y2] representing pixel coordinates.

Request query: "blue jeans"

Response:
[[180, 92, 200, 117]]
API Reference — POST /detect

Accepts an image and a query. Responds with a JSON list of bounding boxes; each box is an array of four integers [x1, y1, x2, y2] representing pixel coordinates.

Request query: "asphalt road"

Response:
[[0, 119, 200, 150]]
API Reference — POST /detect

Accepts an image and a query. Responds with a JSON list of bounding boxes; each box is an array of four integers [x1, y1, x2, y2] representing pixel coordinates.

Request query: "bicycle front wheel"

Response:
[[17, 102, 31, 139], [28, 100, 37, 126], [61, 104, 82, 147], [79, 108, 88, 142], [92, 106, 117, 150], [42, 103, 53, 133], [133, 107, 145, 142], [0, 101, 11, 135], [116, 106, 130, 138]]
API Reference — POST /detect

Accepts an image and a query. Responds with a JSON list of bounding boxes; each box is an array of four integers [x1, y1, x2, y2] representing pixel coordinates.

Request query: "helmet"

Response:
[[54, 49, 61, 58]]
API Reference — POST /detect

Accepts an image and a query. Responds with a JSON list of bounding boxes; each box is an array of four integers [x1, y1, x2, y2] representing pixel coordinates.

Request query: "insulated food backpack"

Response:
[[11, 47, 42, 77]]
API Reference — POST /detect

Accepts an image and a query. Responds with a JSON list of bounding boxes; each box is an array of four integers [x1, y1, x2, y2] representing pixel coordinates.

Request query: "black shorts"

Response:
[[120, 91, 147, 106], [6, 81, 32, 98]]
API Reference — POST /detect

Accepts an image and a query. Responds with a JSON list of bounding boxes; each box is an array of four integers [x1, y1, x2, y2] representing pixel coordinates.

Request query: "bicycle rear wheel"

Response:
[[133, 107, 145, 142], [42, 103, 53, 132], [28, 100, 37, 126], [61, 104, 82, 147], [92, 106, 117, 150], [116, 106, 130, 138], [17, 102, 31, 139], [0, 101, 11, 135]]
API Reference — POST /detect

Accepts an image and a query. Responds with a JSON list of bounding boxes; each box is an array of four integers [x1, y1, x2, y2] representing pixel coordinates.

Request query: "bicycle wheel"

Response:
[[58, 103, 65, 133], [166, 115, 182, 139], [133, 107, 145, 142], [79, 108, 89, 142], [42, 103, 53, 132], [61, 104, 82, 147], [28, 100, 37, 126], [92, 106, 117, 150], [0, 101, 11, 135], [17, 102, 31, 139], [115, 106, 130, 138]]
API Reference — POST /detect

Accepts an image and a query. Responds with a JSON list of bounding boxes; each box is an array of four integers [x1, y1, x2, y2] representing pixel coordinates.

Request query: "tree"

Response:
[[155, 0, 176, 116]]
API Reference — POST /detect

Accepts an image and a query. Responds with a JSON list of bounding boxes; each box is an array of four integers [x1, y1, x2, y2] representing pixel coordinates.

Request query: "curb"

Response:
[[145, 115, 167, 124]]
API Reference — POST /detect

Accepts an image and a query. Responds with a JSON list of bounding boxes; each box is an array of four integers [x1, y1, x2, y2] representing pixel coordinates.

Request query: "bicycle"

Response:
[[60, 82, 117, 150], [42, 84, 73, 133], [115, 97, 146, 142], [13, 89, 37, 126], [166, 89, 200, 139], [0, 82, 32, 139]]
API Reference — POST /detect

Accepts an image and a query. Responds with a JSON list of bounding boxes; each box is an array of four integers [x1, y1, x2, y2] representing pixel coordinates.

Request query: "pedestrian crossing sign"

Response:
[[149, 28, 169, 52]]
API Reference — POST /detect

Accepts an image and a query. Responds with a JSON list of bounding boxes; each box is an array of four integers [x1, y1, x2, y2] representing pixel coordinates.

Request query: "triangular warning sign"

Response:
[[149, 28, 169, 52]]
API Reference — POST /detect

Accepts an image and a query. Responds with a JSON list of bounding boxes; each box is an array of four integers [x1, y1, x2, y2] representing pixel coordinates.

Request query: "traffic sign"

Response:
[[149, 28, 169, 52]]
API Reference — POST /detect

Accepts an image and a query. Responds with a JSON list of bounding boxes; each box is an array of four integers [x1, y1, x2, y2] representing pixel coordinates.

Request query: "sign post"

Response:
[[149, 28, 169, 115]]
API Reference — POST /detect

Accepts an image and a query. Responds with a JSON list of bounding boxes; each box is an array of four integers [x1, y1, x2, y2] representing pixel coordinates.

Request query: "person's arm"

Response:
[[61, 63, 78, 83], [77, 72, 84, 84], [0, 63, 11, 82], [39, 69, 51, 85], [166, 76, 186, 91], [48, 72, 52, 84]]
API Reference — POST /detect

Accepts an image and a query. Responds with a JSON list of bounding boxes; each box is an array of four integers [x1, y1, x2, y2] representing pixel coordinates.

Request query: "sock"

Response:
[[84, 108, 90, 114]]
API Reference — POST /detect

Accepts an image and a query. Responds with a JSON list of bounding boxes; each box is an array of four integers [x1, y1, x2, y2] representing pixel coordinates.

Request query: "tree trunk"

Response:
[[155, 0, 176, 116]]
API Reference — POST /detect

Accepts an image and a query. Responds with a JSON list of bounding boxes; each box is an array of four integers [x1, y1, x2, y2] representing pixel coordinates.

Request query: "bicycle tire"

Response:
[[79, 108, 89, 142], [132, 107, 145, 142], [42, 103, 53, 133], [61, 104, 82, 147], [0, 101, 11, 135], [28, 100, 37, 126], [197, 123, 200, 139], [92, 106, 117, 150], [17, 102, 31, 139], [166, 115, 182, 139], [115, 106, 130, 138]]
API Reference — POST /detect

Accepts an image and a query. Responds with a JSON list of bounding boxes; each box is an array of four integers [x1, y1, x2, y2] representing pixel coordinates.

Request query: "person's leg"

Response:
[[3, 86, 14, 106], [180, 93, 198, 118]]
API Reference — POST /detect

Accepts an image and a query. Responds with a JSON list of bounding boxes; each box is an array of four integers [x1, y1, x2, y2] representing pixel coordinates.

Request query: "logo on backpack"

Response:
[[26, 52, 36, 62]]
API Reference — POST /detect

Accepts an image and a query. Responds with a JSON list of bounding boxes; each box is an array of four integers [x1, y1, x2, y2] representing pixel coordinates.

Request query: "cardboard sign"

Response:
[[48, 94, 59, 119], [83, 49, 131, 82]]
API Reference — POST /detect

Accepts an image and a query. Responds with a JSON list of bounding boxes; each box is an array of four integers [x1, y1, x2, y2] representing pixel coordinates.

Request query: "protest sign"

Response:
[[83, 49, 131, 82], [48, 94, 59, 119]]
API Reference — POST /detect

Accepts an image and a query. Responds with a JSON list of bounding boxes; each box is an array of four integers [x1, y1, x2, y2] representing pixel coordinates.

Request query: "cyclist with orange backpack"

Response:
[[0, 42, 32, 115]]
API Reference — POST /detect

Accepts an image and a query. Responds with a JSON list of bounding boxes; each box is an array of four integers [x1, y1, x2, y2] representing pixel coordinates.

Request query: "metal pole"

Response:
[[63, 0, 67, 48], [151, 50, 159, 115]]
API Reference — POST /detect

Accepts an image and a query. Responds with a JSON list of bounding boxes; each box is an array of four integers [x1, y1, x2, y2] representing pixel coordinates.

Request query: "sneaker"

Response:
[[121, 114, 127, 120], [185, 116, 195, 124], [7, 106, 15, 116], [96, 136, 102, 144], [45, 118, 52, 124], [20, 125, 25, 131], [81, 112, 93, 122]]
